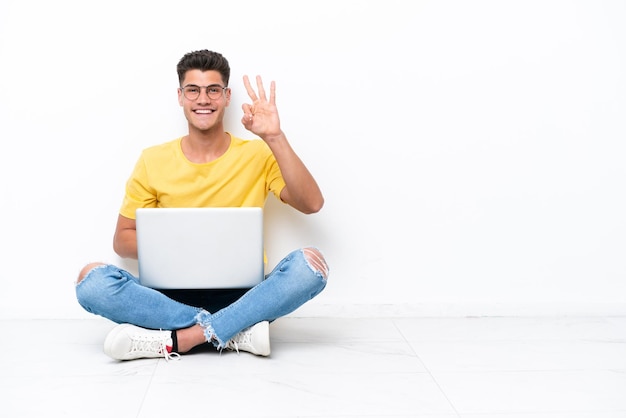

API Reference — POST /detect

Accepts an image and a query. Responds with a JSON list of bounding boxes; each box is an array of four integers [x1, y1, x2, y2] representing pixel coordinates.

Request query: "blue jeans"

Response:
[[76, 248, 328, 348]]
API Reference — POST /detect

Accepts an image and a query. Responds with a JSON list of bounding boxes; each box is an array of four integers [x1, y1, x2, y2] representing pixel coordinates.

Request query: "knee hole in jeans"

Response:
[[302, 247, 329, 279], [76, 262, 106, 284]]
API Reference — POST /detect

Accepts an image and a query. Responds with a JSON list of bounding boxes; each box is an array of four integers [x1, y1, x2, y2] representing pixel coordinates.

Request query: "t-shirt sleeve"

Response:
[[119, 153, 157, 219], [266, 154, 287, 203]]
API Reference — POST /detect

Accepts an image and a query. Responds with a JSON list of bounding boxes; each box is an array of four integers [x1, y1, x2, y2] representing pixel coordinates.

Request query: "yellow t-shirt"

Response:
[[119, 134, 286, 219]]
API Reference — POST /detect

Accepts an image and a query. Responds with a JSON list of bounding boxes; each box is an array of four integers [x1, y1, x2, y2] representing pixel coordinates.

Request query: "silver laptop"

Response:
[[136, 207, 264, 289]]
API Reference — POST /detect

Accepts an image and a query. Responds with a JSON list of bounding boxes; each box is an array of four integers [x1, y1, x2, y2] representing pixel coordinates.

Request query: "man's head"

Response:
[[176, 50, 232, 134], [177, 49, 230, 87]]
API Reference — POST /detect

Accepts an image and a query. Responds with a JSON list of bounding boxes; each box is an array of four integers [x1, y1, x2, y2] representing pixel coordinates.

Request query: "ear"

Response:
[[177, 88, 184, 106], [225, 87, 232, 106]]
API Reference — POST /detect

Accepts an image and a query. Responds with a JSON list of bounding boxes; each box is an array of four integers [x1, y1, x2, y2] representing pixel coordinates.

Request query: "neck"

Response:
[[181, 131, 230, 163]]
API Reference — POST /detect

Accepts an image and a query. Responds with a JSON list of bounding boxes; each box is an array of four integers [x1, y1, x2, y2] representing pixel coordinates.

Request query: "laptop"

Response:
[[136, 207, 264, 289]]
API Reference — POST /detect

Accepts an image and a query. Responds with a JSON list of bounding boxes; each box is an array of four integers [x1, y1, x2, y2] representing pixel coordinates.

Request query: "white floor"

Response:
[[2, 316, 625, 417]]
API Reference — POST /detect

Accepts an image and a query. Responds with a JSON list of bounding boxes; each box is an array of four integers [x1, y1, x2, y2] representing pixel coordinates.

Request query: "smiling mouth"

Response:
[[194, 109, 214, 114]]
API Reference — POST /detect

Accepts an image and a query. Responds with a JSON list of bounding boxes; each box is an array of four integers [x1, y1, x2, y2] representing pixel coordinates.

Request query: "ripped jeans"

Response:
[[76, 248, 328, 348]]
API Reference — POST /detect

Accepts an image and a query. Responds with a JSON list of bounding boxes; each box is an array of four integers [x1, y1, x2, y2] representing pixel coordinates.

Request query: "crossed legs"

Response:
[[76, 247, 329, 357]]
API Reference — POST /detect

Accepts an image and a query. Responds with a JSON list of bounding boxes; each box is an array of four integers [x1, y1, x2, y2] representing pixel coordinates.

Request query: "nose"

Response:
[[197, 87, 212, 103]]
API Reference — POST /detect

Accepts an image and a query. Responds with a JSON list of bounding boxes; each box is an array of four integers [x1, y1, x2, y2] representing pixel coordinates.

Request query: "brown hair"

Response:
[[176, 49, 231, 86]]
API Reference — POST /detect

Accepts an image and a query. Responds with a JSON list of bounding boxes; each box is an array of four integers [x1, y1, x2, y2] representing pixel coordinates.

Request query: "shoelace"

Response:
[[162, 344, 181, 362], [129, 334, 181, 362], [225, 329, 252, 354]]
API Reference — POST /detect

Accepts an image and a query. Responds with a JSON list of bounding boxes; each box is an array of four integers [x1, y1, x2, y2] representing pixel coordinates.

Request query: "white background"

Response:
[[0, 0, 624, 319]]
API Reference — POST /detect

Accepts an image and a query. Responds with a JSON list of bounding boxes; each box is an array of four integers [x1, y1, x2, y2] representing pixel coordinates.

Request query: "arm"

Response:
[[241, 75, 324, 214], [113, 214, 138, 259]]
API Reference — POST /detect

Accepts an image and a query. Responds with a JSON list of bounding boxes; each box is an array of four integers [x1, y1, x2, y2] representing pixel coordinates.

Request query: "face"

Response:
[[178, 69, 231, 133]]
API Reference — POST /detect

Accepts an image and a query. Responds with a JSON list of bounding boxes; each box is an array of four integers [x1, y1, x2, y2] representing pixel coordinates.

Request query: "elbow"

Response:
[[283, 187, 324, 214], [112, 237, 124, 258], [304, 196, 324, 214], [113, 234, 136, 259]]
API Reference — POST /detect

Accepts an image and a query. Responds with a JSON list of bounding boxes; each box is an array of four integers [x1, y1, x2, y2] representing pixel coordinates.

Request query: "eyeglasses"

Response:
[[180, 84, 228, 101]]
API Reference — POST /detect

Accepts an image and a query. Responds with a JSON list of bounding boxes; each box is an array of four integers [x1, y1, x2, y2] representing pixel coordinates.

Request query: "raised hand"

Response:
[[241, 75, 282, 141]]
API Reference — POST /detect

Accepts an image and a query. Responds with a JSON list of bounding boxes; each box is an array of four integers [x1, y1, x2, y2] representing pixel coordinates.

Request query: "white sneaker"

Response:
[[104, 324, 180, 361], [225, 321, 271, 356]]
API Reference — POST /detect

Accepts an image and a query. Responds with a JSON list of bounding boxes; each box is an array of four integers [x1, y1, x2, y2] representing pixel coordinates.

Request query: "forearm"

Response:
[[265, 132, 324, 214], [113, 229, 139, 259]]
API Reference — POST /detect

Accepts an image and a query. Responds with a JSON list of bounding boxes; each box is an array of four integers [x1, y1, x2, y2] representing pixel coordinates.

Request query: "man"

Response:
[[75, 49, 329, 361]]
